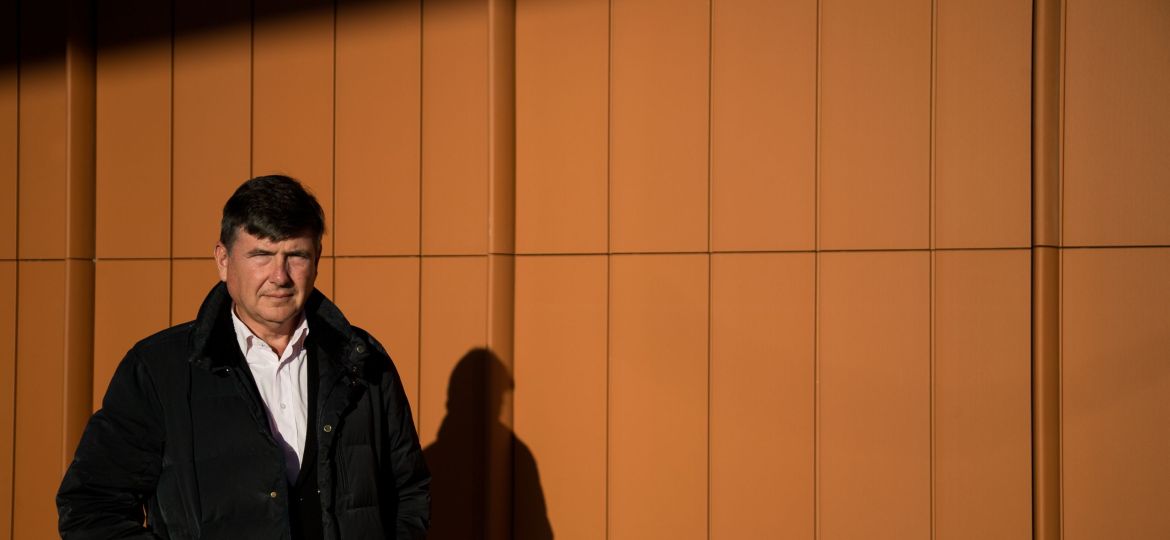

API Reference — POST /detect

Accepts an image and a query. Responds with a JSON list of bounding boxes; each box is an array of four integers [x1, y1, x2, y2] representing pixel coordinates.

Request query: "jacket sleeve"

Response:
[[57, 347, 165, 539], [367, 335, 430, 540]]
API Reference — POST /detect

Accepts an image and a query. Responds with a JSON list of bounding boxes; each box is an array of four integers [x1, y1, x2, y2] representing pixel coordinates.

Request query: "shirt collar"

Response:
[[229, 305, 310, 360]]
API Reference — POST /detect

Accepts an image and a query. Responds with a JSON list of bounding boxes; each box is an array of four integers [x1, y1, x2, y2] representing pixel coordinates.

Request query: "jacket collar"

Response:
[[187, 282, 371, 373]]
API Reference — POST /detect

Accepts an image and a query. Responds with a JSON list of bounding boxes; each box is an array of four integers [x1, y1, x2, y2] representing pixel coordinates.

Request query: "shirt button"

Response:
[[269, 491, 278, 499], [323, 424, 333, 433], [280, 403, 287, 409]]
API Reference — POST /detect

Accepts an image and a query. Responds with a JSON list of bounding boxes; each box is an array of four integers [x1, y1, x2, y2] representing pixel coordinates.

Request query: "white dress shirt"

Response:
[[230, 307, 310, 482]]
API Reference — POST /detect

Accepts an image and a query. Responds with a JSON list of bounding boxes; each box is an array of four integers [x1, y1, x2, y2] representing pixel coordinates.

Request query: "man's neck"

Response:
[[232, 305, 302, 357]]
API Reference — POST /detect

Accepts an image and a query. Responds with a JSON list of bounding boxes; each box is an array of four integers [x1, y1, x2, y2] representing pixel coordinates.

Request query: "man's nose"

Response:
[[268, 257, 292, 285]]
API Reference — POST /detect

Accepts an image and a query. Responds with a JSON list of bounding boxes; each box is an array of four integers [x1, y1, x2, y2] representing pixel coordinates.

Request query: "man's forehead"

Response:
[[232, 229, 317, 250]]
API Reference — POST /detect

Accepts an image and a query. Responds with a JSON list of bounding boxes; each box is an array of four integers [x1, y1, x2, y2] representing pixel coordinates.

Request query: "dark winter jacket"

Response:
[[57, 283, 430, 539]]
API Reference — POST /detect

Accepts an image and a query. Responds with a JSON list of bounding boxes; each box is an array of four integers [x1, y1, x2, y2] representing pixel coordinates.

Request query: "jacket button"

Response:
[[355, 344, 366, 354], [323, 424, 332, 433], [269, 491, 278, 499]]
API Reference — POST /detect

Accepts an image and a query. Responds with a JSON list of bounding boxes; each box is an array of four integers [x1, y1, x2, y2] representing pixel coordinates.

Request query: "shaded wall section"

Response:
[[0, 0, 1166, 539], [1057, 0, 1170, 538]]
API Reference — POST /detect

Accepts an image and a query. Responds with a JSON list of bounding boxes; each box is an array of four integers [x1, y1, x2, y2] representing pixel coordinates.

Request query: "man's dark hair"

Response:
[[220, 175, 325, 251]]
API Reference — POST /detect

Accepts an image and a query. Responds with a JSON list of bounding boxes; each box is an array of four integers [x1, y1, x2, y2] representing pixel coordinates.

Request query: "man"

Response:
[[57, 175, 429, 539]]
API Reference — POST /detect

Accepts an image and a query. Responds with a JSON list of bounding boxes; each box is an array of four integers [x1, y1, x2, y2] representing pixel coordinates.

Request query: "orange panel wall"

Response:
[[333, 258, 421, 412], [0, 45, 10, 525], [710, 253, 814, 538], [14, 262, 67, 538], [609, 255, 708, 539], [1057, 2, 1170, 539], [171, 0, 251, 259], [1063, 0, 1170, 247], [8, 2, 95, 536], [609, 0, 709, 253], [92, 261, 169, 411], [513, 255, 607, 539], [934, 250, 1032, 539], [0, 20, 14, 540], [1063, 249, 1170, 538], [711, 0, 816, 252], [820, 0, 931, 250], [95, 0, 170, 260], [1, 0, 16, 261], [6, 0, 1170, 538], [934, 0, 1031, 249], [253, 0, 335, 255], [335, 0, 421, 257], [171, 259, 217, 325], [515, 0, 608, 254], [819, 251, 931, 540], [0, 263, 15, 538], [19, 2, 69, 261], [421, 0, 489, 256]]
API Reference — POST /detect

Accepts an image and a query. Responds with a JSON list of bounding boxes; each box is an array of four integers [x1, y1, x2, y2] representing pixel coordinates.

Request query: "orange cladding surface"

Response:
[[5, 0, 1170, 538], [335, 0, 421, 257], [95, 0, 171, 259], [172, 0, 251, 259], [18, 0, 68, 261], [1, 0, 16, 261], [513, 255, 607, 539], [1064, 0, 1170, 246], [819, 251, 931, 540], [418, 256, 488, 446], [14, 262, 66, 538], [934, 0, 1032, 249], [171, 259, 218, 325], [820, 0, 931, 250], [252, 0, 335, 255], [92, 260, 170, 410], [333, 258, 421, 413], [1063, 249, 1170, 538], [0, 263, 15, 538], [934, 250, 1032, 539], [610, 0, 709, 253], [711, 0, 816, 252], [710, 253, 814, 538], [515, 0, 608, 254], [421, 0, 489, 256], [609, 255, 708, 539]]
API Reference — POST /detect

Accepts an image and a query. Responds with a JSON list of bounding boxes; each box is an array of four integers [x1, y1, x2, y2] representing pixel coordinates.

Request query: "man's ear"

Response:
[[214, 242, 229, 282]]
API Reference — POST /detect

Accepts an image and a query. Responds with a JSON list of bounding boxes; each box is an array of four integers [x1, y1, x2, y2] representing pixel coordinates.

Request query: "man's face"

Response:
[[214, 228, 318, 336]]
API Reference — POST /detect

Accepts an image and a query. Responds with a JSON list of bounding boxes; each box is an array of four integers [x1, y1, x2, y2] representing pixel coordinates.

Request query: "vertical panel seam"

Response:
[[1057, 0, 1067, 531], [10, 0, 21, 533], [813, 0, 822, 538], [1057, 243, 1064, 536], [929, 0, 937, 538], [248, 0, 255, 178], [1058, 0, 1065, 250], [331, 0, 337, 291], [705, 1, 713, 538], [484, 0, 490, 258], [416, 0, 424, 433], [605, 0, 612, 538], [168, 0, 175, 326]]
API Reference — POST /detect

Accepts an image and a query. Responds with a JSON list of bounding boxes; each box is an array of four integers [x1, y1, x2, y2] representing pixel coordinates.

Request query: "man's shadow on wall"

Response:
[[423, 348, 553, 540]]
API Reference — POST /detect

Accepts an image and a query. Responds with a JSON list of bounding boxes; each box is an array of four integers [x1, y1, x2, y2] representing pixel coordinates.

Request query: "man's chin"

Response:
[[258, 307, 301, 325]]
